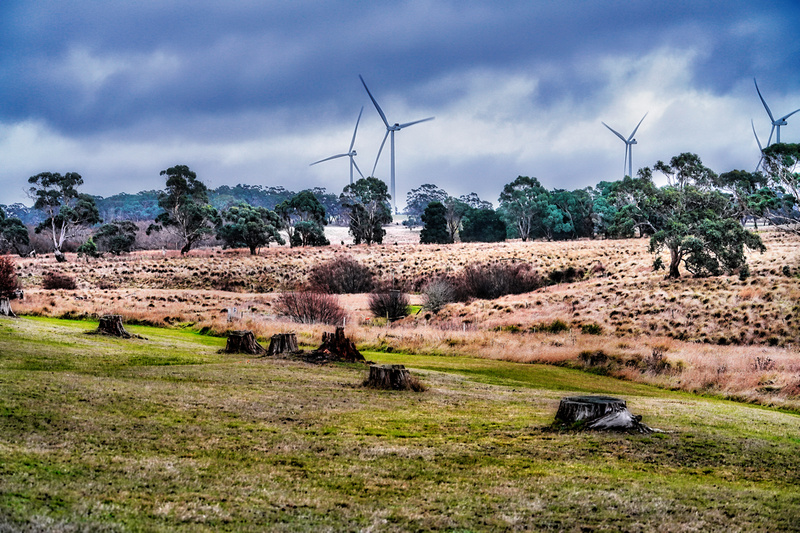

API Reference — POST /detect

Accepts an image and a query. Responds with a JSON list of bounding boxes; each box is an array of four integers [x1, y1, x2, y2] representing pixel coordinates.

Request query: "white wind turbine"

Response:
[[752, 119, 766, 172], [754, 78, 800, 145], [359, 74, 435, 214], [310, 107, 366, 185], [602, 113, 648, 179]]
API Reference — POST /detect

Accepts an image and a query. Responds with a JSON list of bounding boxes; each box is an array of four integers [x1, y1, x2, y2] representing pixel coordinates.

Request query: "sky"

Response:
[[1, 0, 799, 210]]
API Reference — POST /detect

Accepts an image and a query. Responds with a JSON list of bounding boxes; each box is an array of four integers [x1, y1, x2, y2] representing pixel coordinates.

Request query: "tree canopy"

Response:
[[340, 177, 392, 245], [216, 203, 285, 254], [647, 153, 765, 278], [147, 165, 220, 255], [275, 190, 329, 247], [419, 201, 453, 244], [0, 208, 30, 256], [27, 171, 101, 261]]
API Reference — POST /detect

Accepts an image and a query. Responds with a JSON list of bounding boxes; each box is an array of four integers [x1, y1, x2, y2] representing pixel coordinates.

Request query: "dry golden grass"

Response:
[[8, 225, 800, 409]]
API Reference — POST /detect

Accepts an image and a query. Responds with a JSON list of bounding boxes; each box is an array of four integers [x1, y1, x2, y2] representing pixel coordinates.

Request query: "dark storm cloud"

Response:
[[3, 1, 797, 132], [1, 1, 799, 204]]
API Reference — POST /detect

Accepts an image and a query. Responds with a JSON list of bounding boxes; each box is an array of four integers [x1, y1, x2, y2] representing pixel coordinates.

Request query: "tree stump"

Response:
[[267, 333, 299, 355], [0, 297, 16, 317], [95, 315, 132, 337], [555, 395, 653, 433], [305, 327, 365, 363], [223, 330, 266, 355], [365, 364, 423, 391]]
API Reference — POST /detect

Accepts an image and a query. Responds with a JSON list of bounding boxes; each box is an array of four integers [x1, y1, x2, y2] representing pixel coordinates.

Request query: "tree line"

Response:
[[1, 144, 798, 278]]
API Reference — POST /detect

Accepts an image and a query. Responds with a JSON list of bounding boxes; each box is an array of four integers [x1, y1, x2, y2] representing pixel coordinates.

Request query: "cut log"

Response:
[[224, 330, 266, 355], [305, 327, 365, 364], [267, 333, 299, 355], [96, 315, 131, 337], [365, 364, 423, 391], [0, 297, 16, 317], [555, 395, 653, 433]]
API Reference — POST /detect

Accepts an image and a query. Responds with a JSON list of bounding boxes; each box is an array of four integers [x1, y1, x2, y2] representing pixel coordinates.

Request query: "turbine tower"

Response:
[[752, 119, 765, 172], [602, 113, 648, 179], [310, 107, 365, 185], [754, 78, 800, 145], [359, 74, 434, 214]]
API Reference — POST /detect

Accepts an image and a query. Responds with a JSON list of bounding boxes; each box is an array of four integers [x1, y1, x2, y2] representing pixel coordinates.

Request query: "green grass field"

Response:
[[1, 317, 799, 531]]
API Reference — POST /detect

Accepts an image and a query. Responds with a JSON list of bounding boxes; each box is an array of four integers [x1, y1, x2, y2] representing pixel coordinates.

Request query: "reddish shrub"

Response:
[[451, 261, 542, 301], [368, 290, 410, 322], [0, 256, 18, 298], [42, 272, 77, 290], [276, 291, 346, 325], [307, 255, 374, 294]]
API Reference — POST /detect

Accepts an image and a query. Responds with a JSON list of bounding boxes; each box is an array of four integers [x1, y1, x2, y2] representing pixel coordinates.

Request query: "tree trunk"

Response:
[[365, 364, 423, 391], [224, 330, 267, 355], [0, 297, 16, 317], [54, 250, 67, 263], [668, 248, 681, 278], [267, 333, 299, 355], [95, 315, 132, 337], [555, 395, 653, 433], [309, 327, 365, 363]]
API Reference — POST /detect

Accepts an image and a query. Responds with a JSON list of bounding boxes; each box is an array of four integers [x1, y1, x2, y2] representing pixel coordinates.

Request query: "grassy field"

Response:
[[1, 317, 799, 531]]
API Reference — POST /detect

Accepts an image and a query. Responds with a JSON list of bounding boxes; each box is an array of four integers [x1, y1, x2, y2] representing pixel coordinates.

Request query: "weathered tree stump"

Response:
[[305, 327, 365, 363], [0, 297, 16, 317], [267, 333, 299, 355], [223, 330, 266, 355], [365, 364, 424, 391], [96, 315, 132, 337], [555, 395, 653, 433]]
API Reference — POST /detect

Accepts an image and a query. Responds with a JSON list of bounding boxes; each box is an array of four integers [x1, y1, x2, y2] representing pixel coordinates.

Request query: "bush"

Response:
[[307, 255, 374, 294], [453, 261, 542, 300], [536, 319, 570, 334], [42, 271, 77, 290], [369, 291, 410, 322], [580, 323, 603, 335], [276, 291, 346, 325], [0, 256, 18, 298], [421, 278, 455, 313]]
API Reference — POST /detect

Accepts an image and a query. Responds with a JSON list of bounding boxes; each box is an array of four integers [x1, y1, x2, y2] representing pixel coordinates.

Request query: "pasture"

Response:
[[1, 317, 799, 531]]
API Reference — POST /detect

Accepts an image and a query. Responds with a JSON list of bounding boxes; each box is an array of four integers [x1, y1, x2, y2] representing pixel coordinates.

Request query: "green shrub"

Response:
[[580, 323, 603, 335]]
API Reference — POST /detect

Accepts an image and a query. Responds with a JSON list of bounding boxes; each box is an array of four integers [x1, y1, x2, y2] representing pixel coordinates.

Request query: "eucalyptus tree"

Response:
[[27, 171, 101, 261], [147, 165, 219, 254], [275, 190, 329, 247], [216, 203, 285, 254], [648, 154, 764, 278], [340, 177, 392, 245]]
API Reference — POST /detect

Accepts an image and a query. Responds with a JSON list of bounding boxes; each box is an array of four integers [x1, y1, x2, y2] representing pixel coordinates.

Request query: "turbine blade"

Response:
[[628, 112, 648, 141], [767, 125, 775, 147], [602, 122, 627, 142], [779, 107, 800, 121], [754, 78, 776, 122], [751, 119, 763, 152], [359, 75, 390, 128], [398, 116, 435, 129], [373, 130, 390, 176], [310, 153, 348, 166], [352, 158, 365, 179], [349, 106, 364, 152]]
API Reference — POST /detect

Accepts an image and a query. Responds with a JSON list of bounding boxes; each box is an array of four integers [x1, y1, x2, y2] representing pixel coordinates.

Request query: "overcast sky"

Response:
[[2, 1, 799, 209]]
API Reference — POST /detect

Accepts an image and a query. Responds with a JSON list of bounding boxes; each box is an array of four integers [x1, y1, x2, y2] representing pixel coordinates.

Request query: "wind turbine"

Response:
[[359, 74, 434, 214], [602, 113, 648, 179], [754, 78, 800, 145], [752, 119, 766, 172], [310, 107, 365, 185]]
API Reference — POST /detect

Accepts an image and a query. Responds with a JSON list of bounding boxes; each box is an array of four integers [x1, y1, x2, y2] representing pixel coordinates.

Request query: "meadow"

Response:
[[1, 316, 799, 531], [8, 226, 800, 410]]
